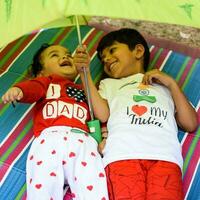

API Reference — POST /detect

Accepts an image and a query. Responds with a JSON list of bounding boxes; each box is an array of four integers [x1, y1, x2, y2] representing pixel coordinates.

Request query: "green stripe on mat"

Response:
[[183, 127, 200, 175], [182, 59, 199, 90], [0, 103, 10, 116], [15, 183, 26, 200], [0, 120, 33, 163], [0, 36, 29, 68], [175, 57, 190, 82], [148, 48, 163, 70], [94, 70, 104, 84], [0, 70, 30, 116], [49, 27, 68, 44], [87, 31, 104, 51], [59, 27, 76, 44]]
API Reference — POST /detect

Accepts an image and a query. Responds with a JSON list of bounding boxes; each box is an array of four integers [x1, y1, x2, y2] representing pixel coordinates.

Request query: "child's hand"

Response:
[[142, 69, 176, 89], [98, 138, 107, 155], [2, 87, 23, 104], [74, 45, 90, 73], [98, 126, 108, 155]]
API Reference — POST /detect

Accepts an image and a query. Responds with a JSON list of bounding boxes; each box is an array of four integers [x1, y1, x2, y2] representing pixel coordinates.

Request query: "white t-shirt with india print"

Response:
[[98, 73, 183, 170]]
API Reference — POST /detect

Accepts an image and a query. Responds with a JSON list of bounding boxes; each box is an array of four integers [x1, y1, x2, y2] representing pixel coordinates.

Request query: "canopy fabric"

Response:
[[0, 0, 200, 47], [0, 25, 200, 200]]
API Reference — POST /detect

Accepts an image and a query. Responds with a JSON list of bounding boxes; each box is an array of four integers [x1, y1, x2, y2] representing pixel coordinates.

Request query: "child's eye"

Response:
[[109, 47, 116, 54], [66, 53, 72, 58], [51, 53, 58, 57]]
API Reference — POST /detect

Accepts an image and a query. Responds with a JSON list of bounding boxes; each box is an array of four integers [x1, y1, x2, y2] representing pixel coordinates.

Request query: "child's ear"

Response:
[[134, 44, 145, 59], [37, 70, 44, 77]]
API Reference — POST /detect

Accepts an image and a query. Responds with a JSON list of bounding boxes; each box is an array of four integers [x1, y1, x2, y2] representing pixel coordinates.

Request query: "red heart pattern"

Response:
[[91, 152, 96, 157], [132, 105, 147, 116], [37, 161, 42, 165], [81, 161, 87, 166], [50, 172, 56, 176], [69, 152, 76, 157], [29, 155, 33, 160], [62, 160, 66, 165], [99, 173, 105, 177], [87, 185, 93, 191], [35, 184, 42, 189], [78, 139, 83, 143], [51, 150, 56, 154], [40, 139, 45, 144]]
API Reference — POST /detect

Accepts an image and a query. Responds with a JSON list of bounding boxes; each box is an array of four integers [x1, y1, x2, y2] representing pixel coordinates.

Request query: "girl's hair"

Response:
[[31, 43, 51, 77], [97, 28, 150, 72]]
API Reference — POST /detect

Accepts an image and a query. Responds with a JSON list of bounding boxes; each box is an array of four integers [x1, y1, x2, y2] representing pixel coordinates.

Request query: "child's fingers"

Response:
[[2, 88, 23, 104], [142, 74, 152, 85]]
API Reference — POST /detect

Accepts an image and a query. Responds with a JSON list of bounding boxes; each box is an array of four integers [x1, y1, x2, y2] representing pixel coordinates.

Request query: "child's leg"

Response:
[[146, 160, 183, 200], [105, 160, 146, 200], [26, 129, 66, 200], [63, 129, 108, 200]]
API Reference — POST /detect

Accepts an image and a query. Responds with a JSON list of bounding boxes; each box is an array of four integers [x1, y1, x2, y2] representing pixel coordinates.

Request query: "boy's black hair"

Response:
[[97, 28, 150, 72], [31, 43, 51, 77]]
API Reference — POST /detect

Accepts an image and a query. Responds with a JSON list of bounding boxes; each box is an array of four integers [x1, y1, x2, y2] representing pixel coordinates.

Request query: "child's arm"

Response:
[[74, 45, 110, 123], [98, 125, 108, 155], [2, 87, 23, 104], [2, 77, 49, 104], [142, 69, 198, 132]]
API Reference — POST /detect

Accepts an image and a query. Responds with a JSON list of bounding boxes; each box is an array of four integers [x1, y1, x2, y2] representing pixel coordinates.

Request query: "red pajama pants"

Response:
[[105, 160, 183, 200]]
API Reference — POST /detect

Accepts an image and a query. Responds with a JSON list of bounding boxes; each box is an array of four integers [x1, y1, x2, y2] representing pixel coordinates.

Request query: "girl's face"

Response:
[[39, 45, 77, 80], [100, 42, 143, 78]]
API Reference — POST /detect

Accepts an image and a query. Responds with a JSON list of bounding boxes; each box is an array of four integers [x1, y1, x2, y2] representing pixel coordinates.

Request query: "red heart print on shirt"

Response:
[[132, 105, 147, 116]]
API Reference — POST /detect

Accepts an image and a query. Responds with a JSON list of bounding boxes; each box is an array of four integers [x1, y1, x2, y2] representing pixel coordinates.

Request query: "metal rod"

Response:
[[75, 15, 94, 120]]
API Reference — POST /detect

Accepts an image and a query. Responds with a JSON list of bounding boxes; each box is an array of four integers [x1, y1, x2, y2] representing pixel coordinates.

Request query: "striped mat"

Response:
[[0, 25, 200, 200]]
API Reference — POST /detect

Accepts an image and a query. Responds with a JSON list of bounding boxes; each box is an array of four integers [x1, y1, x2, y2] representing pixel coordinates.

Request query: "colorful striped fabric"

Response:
[[0, 25, 199, 200]]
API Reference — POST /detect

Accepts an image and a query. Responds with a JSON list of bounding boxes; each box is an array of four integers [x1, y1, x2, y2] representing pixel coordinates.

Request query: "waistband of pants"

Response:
[[41, 126, 87, 135]]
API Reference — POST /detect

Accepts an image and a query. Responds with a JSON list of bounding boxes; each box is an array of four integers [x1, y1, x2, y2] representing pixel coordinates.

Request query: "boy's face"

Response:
[[39, 45, 77, 80], [100, 42, 144, 78]]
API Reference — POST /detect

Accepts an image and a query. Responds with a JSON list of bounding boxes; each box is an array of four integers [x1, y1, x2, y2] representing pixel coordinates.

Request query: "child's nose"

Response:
[[103, 55, 112, 63], [62, 54, 71, 60]]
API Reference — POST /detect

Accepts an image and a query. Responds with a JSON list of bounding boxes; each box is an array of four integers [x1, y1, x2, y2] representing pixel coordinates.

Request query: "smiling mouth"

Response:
[[109, 62, 117, 72], [60, 61, 72, 67]]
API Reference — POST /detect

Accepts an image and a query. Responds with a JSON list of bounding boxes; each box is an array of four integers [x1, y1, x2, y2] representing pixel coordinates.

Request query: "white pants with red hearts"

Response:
[[26, 126, 108, 200]]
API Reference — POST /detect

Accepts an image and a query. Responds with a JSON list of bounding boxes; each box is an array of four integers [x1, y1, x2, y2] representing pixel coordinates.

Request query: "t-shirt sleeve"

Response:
[[15, 76, 50, 103], [98, 79, 108, 100]]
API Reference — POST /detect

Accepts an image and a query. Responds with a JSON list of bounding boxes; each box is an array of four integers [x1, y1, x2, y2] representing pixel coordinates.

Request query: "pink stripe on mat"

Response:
[[183, 139, 200, 196], [154, 48, 170, 68], [182, 133, 196, 160], [0, 109, 33, 155], [0, 129, 33, 182], [149, 46, 158, 62], [0, 33, 38, 73], [53, 27, 72, 44]]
